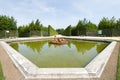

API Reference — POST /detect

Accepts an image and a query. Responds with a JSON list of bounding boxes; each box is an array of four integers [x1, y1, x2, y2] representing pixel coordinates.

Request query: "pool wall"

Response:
[[0, 37, 119, 80]]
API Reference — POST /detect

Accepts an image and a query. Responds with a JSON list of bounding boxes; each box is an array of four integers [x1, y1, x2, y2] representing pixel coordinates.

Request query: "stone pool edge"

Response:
[[0, 37, 118, 80]]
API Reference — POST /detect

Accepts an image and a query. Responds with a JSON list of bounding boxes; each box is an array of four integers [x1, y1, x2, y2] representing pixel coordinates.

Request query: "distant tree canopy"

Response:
[[63, 18, 98, 36], [1, 15, 120, 38], [76, 19, 87, 36], [86, 21, 97, 32], [0, 15, 17, 30], [56, 28, 64, 34], [63, 25, 72, 36], [18, 19, 45, 37], [62, 17, 120, 36], [98, 17, 120, 36], [48, 25, 58, 36], [18, 19, 58, 37]]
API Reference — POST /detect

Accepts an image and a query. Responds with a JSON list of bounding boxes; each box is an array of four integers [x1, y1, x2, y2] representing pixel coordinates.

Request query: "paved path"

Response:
[[64, 36, 120, 41], [0, 45, 24, 80]]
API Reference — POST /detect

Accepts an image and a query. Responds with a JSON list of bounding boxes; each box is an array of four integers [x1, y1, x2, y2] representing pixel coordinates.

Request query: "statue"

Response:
[[50, 36, 68, 44]]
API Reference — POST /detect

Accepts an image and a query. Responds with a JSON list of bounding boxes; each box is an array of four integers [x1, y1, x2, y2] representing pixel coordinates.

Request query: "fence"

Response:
[[0, 30, 18, 38], [99, 28, 120, 37], [30, 31, 48, 37], [0, 29, 120, 38]]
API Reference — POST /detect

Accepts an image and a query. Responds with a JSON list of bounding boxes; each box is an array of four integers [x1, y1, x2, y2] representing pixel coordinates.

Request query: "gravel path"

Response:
[[0, 45, 24, 80], [99, 42, 120, 80]]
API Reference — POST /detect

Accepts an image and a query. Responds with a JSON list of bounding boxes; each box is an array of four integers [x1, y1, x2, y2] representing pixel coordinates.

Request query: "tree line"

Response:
[[0, 15, 17, 30], [18, 19, 58, 37], [0, 15, 120, 37], [0, 15, 17, 38], [0, 15, 57, 37], [57, 17, 120, 36], [61, 18, 97, 36]]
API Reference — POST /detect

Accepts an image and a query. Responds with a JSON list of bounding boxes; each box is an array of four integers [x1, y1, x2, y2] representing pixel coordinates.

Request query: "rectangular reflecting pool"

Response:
[[10, 40, 108, 68]]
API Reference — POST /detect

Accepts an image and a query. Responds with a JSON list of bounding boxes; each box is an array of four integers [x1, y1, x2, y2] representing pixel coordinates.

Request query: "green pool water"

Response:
[[10, 40, 108, 68]]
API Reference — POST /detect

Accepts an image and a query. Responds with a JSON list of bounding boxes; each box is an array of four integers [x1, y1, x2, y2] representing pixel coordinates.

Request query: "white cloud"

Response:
[[0, 0, 120, 28], [93, 0, 120, 5], [0, 0, 58, 26]]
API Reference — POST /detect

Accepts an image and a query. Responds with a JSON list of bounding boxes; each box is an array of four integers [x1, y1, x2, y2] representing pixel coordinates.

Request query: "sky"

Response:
[[0, 0, 120, 29]]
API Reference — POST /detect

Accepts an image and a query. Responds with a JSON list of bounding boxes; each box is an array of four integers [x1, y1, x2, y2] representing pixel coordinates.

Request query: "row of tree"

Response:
[[0, 15, 58, 37], [98, 17, 120, 36], [0, 15, 120, 37], [57, 17, 120, 36], [0, 15, 17, 30], [18, 19, 58, 37], [57, 19, 98, 36], [70, 19, 97, 36], [0, 15, 17, 38]]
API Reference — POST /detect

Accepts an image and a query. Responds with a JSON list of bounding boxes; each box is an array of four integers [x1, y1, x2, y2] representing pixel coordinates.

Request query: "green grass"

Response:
[[0, 63, 5, 80], [117, 45, 120, 80]]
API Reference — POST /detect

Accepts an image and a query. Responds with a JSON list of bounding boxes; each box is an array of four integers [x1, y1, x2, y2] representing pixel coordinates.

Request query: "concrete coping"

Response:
[[0, 37, 117, 79]]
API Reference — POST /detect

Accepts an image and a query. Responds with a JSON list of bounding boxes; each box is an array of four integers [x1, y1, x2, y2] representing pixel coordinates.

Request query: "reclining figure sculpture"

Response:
[[50, 36, 68, 44]]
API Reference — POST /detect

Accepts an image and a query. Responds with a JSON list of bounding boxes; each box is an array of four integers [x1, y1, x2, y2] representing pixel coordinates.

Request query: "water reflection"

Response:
[[48, 40, 101, 55], [70, 40, 96, 54], [96, 43, 108, 53], [11, 43, 19, 51], [48, 42, 65, 48], [21, 40, 47, 52], [11, 40, 108, 55], [10, 40, 108, 68]]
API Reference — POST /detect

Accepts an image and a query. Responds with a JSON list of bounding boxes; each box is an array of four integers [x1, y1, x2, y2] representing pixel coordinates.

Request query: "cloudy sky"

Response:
[[0, 0, 120, 29]]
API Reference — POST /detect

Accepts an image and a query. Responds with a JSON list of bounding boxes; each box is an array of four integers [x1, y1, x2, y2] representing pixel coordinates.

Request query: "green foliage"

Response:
[[42, 26, 49, 36], [18, 26, 30, 37], [117, 48, 120, 80], [76, 19, 87, 36], [34, 19, 40, 30], [0, 15, 17, 38], [98, 17, 120, 36], [18, 19, 49, 37], [71, 26, 78, 36], [1, 15, 119, 37], [115, 19, 120, 36], [0, 15, 17, 30], [63, 25, 72, 36], [86, 21, 97, 32], [0, 63, 5, 80], [56, 28, 64, 35], [63, 19, 98, 36], [29, 21, 35, 30], [48, 25, 58, 36], [0, 30, 5, 38]]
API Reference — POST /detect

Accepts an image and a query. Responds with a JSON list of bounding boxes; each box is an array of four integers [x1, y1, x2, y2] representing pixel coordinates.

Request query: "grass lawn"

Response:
[[117, 44, 120, 80], [0, 62, 5, 80]]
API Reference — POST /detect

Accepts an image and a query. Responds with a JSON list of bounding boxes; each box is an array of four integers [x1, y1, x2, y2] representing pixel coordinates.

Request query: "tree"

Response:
[[116, 18, 120, 29], [86, 21, 97, 32], [113, 18, 120, 36], [98, 17, 117, 36], [29, 21, 35, 31], [76, 19, 87, 36], [18, 25, 30, 37], [63, 19, 98, 36], [48, 25, 58, 36], [56, 28, 64, 34], [71, 26, 77, 36], [63, 25, 72, 36], [34, 19, 40, 30], [0, 15, 17, 30], [42, 25, 48, 36]]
